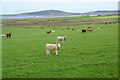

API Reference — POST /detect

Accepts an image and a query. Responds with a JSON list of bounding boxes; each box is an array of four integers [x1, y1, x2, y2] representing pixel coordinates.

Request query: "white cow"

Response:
[[76, 30, 80, 31], [101, 26, 105, 28], [45, 44, 60, 55], [0, 34, 6, 38], [51, 31, 55, 32], [98, 27, 100, 29], [57, 36, 67, 43]]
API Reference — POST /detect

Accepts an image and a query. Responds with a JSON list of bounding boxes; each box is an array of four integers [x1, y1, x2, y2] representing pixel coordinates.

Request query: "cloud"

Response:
[[1, 0, 119, 2]]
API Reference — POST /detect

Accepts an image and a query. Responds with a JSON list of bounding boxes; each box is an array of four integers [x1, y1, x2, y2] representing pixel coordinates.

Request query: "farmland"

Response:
[[2, 16, 118, 78]]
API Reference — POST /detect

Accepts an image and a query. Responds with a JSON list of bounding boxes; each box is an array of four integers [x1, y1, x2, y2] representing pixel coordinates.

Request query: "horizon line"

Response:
[[1, 9, 119, 15]]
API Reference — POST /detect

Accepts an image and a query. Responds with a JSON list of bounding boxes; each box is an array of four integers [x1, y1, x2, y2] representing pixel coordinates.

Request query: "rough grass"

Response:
[[2, 23, 118, 78], [2, 16, 118, 27], [96, 16, 118, 19]]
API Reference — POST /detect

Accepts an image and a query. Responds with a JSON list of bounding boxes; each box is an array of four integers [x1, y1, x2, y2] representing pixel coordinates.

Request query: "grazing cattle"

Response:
[[51, 31, 55, 33], [101, 26, 104, 28], [67, 28, 69, 29], [57, 36, 67, 43], [88, 29, 92, 32], [72, 29, 74, 31], [98, 27, 100, 29], [82, 29, 87, 33], [46, 31, 51, 34], [6, 33, 12, 38], [104, 22, 107, 24], [88, 27, 91, 29], [0, 34, 6, 37], [41, 28, 44, 29], [45, 44, 60, 55], [75, 30, 80, 31]]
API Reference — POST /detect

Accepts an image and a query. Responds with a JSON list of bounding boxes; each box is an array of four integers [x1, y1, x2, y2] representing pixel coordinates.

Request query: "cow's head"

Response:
[[57, 44, 60, 48], [64, 36, 67, 39]]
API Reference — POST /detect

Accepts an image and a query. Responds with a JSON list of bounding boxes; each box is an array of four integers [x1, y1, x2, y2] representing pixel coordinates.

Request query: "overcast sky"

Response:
[[1, 0, 119, 14]]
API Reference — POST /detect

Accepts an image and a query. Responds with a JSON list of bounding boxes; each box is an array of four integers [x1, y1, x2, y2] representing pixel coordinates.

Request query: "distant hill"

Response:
[[2, 10, 119, 16], [81, 10, 119, 16], [20, 10, 81, 16]]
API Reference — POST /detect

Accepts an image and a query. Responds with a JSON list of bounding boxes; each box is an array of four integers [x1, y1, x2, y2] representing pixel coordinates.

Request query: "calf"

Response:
[[45, 44, 60, 55], [57, 36, 67, 43]]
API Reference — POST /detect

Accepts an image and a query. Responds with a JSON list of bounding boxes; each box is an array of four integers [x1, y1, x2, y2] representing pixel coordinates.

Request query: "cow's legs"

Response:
[[9, 35, 11, 38], [48, 51, 50, 55], [62, 39, 64, 43], [6, 36, 8, 38], [46, 50, 50, 55], [56, 50, 58, 55]]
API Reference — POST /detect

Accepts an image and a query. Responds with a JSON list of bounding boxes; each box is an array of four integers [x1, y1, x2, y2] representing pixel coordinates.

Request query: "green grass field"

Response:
[[2, 16, 118, 78]]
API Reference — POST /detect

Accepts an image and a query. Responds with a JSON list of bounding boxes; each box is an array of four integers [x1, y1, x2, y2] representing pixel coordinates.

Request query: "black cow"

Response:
[[82, 29, 86, 33]]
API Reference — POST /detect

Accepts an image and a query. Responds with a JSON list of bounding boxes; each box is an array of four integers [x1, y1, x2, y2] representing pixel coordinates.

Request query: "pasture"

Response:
[[2, 16, 118, 78]]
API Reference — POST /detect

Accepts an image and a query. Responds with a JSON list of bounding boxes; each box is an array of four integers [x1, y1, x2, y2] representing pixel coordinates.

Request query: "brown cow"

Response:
[[88, 29, 92, 32], [88, 27, 91, 29], [46, 31, 51, 34], [72, 29, 74, 31], [6, 33, 12, 38]]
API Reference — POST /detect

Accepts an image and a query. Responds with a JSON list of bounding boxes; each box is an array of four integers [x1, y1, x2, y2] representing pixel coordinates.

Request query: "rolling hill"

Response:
[[20, 10, 81, 16], [81, 10, 119, 16], [2, 10, 119, 16]]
